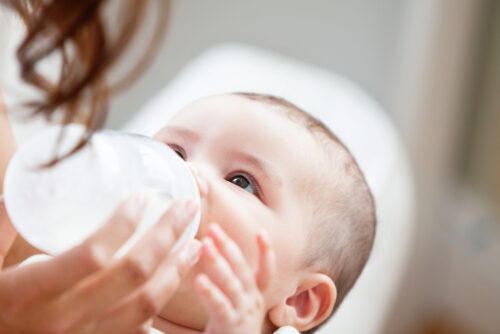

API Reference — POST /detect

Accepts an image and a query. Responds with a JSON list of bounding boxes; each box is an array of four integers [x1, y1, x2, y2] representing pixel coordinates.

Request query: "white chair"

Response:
[[123, 43, 416, 334]]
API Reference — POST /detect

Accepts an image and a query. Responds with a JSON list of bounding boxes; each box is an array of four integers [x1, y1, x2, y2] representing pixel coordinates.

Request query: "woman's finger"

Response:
[[62, 200, 198, 326], [255, 230, 276, 291], [93, 239, 201, 334], [0, 205, 17, 269], [0, 196, 146, 304], [207, 224, 256, 292]]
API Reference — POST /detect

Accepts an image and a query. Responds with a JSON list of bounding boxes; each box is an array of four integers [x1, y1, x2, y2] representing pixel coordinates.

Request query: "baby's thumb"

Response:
[[255, 230, 276, 291]]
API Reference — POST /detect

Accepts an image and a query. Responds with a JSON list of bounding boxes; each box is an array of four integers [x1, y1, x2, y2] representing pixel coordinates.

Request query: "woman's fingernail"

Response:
[[181, 239, 202, 265], [183, 199, 199, 219], [124, 196, 146, 220]]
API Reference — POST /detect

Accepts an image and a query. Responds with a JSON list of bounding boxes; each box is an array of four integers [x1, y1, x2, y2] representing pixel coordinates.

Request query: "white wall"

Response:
[[108, 0, 409, 129], [386, 0, 499, 332]]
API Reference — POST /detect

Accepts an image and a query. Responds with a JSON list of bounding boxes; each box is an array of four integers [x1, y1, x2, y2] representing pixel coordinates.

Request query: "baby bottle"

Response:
[[3, 124, 200, 257]]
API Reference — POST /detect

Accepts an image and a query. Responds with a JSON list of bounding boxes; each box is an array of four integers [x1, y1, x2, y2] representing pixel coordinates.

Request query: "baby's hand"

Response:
[[195, 224, 276, 334]]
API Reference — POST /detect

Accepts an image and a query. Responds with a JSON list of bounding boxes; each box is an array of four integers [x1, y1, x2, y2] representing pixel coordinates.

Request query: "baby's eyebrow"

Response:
[[162, 126, 282, 187], [232, 151, 283, 188], [163, 126, 200, 142]]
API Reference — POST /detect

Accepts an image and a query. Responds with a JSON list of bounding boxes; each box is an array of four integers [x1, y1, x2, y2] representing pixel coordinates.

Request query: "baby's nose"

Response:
[[188, 163, 208, 199], [187, 163, 212, 239]]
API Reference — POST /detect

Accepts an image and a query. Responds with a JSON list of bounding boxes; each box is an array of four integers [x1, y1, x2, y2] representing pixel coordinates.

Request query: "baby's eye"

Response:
[[227, 173, 259, 196], [168, 144, 187, 160]]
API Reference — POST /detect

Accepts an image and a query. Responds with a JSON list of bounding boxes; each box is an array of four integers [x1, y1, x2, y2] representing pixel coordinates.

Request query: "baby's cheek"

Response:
[[218, 211, 271, 266], [212, 215, 261, 266], [272, 229, 300, 270], [263, 264, 295, 309], [265, 231, 305, 302]]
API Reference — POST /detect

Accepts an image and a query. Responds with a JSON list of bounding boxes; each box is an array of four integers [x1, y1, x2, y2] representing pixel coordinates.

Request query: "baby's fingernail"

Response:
[[181, 239, 202, 266], [210, 223, 222, 234], [202, 238, 219, 262], [203, 236, 215, 249], [124, 196, 146, 221], [259, 228, 269, 240]]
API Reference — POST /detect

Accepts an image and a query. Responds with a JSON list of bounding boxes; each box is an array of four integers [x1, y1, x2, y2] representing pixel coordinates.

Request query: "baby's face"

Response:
[[153, 94, 329, 331]]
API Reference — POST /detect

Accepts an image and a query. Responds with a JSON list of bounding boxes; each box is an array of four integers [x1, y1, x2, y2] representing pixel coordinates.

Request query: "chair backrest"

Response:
[[123, 43, 416, 334]]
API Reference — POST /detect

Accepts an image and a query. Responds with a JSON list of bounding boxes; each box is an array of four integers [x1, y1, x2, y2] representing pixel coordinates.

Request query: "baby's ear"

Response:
[[268, 273, 336, 332]]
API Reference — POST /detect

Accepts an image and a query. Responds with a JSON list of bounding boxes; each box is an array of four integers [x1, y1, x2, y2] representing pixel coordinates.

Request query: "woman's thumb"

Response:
[[0, 202, 18, 269]]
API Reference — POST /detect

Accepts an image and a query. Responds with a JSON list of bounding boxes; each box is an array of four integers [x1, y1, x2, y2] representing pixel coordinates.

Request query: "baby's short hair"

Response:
[[235, 93, 376, 333]]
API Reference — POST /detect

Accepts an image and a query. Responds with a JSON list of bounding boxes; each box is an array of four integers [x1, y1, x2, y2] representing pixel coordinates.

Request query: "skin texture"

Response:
[[153, 94, 336, 333]]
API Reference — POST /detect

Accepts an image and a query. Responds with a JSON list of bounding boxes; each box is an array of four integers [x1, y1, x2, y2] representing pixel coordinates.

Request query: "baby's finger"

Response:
[[92, 240, 201, 334], [207, 224, 256, 292], [255, 230, 276, 291], [201, 237, 245, 308], [195, 273, 234, 324], [1, 196, 145, 302]]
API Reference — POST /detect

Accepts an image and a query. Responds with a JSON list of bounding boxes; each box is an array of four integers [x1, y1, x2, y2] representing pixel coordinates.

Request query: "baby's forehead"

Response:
[[175, 94, 317, 136], [167, 93, 334, 176]]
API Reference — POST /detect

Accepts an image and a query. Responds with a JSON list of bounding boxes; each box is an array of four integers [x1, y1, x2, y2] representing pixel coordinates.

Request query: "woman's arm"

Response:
[[0, 89, 45, 268], [0, 88, 16, 191], [0, 88, 18, 269]]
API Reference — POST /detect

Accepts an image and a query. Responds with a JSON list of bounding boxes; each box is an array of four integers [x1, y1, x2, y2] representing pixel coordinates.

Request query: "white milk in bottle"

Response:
[[3, 124, 200, 256]]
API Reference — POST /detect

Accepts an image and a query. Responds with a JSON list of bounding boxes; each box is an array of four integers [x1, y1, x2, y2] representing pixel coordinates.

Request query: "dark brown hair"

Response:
[[7, 0, 170, 163], [236, 93, 376, 333]]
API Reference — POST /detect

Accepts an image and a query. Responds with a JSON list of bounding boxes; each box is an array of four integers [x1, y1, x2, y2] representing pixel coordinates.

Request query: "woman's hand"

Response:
[[195, 224, 276, 334], [0, 201, 17, 269], [0, 197, 201, 334]]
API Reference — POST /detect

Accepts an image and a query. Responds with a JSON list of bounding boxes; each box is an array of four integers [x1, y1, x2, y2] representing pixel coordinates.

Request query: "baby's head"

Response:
[[153, 93, 376, 333]]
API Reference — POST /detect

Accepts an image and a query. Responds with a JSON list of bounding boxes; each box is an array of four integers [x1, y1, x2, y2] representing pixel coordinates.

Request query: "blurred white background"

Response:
[[107, 0, 406, 129]]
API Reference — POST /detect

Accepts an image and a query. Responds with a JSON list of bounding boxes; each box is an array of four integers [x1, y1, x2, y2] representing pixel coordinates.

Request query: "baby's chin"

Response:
[[156, 264, 208, 331]]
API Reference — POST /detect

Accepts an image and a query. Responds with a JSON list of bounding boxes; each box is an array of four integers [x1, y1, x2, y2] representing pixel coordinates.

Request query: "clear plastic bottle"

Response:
[[3, 124, 200, 256]]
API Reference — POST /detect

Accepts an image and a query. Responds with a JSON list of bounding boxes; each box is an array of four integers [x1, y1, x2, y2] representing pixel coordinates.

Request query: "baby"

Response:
[[150, 92, 376, 333]]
